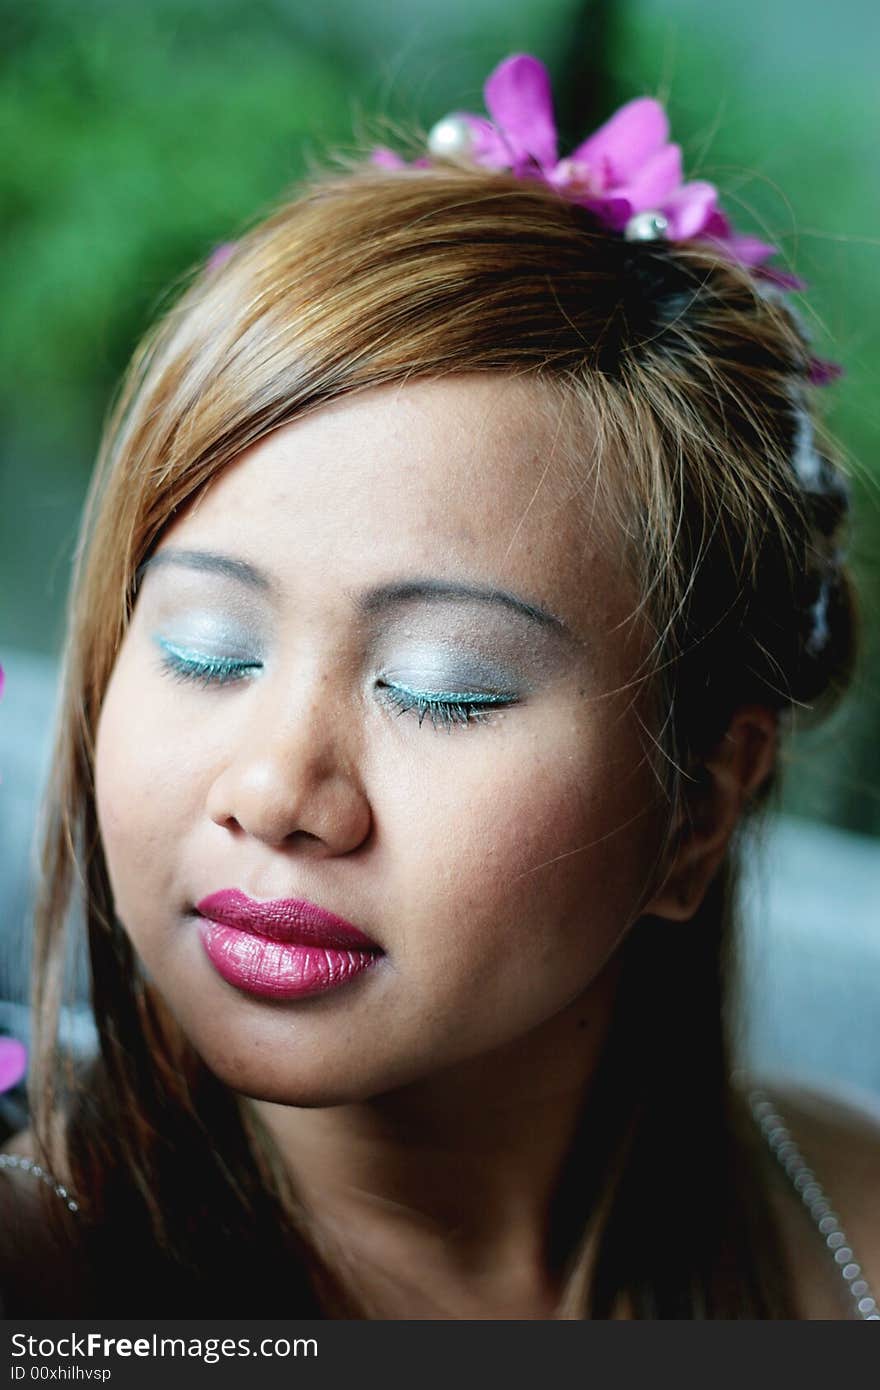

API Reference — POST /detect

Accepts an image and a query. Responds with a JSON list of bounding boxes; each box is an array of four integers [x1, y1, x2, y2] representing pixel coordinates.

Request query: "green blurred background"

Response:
[[2, 0, 879, 836]]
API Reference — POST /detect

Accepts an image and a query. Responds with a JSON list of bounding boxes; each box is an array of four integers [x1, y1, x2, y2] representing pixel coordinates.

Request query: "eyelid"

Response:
[[152, 629, 262, 662], [379, 680, 517, 732], [153, 635, 262, 687], [383, 680, 512, 704]]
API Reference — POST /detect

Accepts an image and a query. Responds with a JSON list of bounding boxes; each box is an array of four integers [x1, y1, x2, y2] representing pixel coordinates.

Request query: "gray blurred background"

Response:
[[1, 0, 878, 1120]]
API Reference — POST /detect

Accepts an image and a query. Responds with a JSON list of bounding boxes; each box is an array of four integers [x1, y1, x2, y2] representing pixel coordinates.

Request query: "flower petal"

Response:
[[754, 264, 807, 291], [370, 147, 408, 169], [808, 356, 844, 385], [661, 180, 718, 239], [483, 53, 558, 169], [708, 231, 779, 267], [0, 1037, 27, 1093], [460, 114, 515, 170], [571, 98, 670, 186], [580, 194, 635, 231], [702, 208, 732, 239], [616, 143, 683, 212]]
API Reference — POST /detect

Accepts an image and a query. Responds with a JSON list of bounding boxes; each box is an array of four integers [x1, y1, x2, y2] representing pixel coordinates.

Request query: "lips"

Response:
[[194, 889, 383, 1001], [195, 888, 382, 951]]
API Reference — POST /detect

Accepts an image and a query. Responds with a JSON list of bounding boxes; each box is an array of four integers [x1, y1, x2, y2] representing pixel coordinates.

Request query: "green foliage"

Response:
[[1, 1, 357, 439]]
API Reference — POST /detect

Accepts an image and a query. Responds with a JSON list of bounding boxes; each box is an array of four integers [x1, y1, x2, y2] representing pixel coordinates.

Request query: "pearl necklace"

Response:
[[0, 1152, 79, 1212], [746, 1087, 879, 1320], [2, 1092, 877, 1318]]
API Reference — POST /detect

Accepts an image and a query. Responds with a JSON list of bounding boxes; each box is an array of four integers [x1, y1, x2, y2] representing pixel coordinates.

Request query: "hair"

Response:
[[26, 157, 857, 1317]]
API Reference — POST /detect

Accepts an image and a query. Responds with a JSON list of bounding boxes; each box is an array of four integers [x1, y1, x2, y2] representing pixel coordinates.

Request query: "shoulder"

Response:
[[748, 1075, 880, 1319], [0, 1125, 83, 1315]]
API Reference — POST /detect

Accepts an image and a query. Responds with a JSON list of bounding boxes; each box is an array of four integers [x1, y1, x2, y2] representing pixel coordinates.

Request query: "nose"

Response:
[[204, 666, 372, 855]]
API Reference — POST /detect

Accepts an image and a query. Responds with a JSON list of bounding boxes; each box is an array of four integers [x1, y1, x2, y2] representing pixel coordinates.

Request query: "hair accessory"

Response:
[[371, 53, 842, 384], [373, 54, 778, 265]]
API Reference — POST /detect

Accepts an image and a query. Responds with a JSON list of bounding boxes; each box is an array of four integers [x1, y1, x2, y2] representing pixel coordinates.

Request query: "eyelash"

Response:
[[156, 642, 262, 688], [155, 645, 514, 731], [379, 682, 513, 732]]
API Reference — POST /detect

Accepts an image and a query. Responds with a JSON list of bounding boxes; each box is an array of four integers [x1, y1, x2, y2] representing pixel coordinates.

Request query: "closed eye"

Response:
[[154, 637, 262, 688], [379, 681, 516, 732]]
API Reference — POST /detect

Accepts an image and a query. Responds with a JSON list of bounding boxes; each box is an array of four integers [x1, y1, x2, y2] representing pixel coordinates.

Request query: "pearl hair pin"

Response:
[[426, 115, 474, 159]]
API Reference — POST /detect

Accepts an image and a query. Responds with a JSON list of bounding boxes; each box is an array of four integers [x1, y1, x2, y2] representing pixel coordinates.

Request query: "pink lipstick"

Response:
[[195, 889, 383, 1000]]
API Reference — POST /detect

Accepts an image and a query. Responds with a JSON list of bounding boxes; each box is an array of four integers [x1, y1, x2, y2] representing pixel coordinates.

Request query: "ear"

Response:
[[643, 705, 778, 923]]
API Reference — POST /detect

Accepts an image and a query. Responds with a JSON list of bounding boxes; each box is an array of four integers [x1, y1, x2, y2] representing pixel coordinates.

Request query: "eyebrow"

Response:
[[354, 577, 582, 647], [135, 547, 583, 647], [136, 548, 271, 594]]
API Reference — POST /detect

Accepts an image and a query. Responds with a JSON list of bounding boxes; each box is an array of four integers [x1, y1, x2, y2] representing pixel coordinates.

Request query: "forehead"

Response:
[[160, 374, 636, 650]]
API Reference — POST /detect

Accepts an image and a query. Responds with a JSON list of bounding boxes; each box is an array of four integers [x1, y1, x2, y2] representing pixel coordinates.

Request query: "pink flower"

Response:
[[374, 53, 796, 278], [0, 1037, 27, 1094], [432, 55, 729, 246], [371, 54, 839, 386]]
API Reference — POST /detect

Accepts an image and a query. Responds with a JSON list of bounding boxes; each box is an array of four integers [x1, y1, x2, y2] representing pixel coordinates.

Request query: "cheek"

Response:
[[94, 654, 200, 916], [389, 717, 657, 993]]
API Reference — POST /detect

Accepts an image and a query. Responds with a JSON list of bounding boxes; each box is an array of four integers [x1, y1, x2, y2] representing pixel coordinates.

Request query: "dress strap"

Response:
[[747, 1086, 879, 1320], [0, 1153, 80, 1213]]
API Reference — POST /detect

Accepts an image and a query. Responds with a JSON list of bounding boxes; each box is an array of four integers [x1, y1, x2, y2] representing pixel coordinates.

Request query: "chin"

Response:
[[197, 1051, 395, 1108]]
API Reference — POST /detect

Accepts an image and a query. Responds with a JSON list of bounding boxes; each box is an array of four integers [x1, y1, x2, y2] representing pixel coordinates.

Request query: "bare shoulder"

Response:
[[768, 1077, 880, 1223], [751, 1075, 880, 1319]]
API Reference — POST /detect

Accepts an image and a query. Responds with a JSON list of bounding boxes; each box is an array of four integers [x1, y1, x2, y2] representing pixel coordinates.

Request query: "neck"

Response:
[[244, 951, 624, 1315]]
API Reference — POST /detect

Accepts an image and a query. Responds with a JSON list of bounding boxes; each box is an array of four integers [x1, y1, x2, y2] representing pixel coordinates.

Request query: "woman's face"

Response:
[[95, 375, 669, 1106]]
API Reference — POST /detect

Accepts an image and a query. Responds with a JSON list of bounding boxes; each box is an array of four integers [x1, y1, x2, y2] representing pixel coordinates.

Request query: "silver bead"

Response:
[[623, 209, 669, 242], [748, 1087, 880, 1321], [427, 115, 473, 159]]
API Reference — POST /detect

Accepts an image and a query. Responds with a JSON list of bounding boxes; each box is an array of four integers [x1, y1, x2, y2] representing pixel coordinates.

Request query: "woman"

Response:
[[2, 55, 878, 1319]]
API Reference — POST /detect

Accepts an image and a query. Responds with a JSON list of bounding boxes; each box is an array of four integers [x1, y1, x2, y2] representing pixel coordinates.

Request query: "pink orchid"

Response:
[[0, 1037, 27, 1094], [373, 53, 793, 277], [349, 58, 838, 385], [420, 55, 729, 247]]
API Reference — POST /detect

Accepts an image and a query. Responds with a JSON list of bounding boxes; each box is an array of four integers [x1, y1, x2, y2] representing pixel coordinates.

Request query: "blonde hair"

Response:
[[30, 162, 856, 1316]]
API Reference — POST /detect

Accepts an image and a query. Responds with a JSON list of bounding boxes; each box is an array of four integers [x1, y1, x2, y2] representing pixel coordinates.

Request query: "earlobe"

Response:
[[643, 706, 778, 923]]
